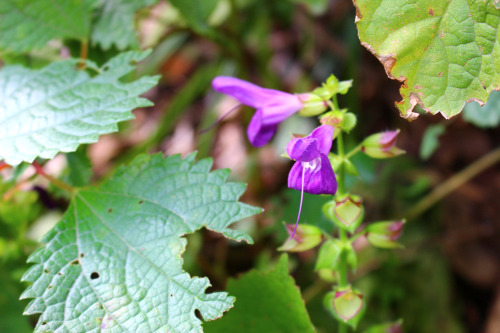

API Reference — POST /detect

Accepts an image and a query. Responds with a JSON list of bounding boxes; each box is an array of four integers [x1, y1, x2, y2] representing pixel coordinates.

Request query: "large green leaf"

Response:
[[0, 0, 93, 52], [21, 153, 261, 332], [0, 50, 159, 165], [354, 0, 500, 119], [92, 0, 157, 50], [204, 255, 315, 333]]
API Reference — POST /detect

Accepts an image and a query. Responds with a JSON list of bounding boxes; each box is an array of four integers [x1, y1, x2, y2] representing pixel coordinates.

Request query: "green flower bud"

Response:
[[278, 223, 323, 252], [361, 130, 404, 159], [324, 286, 364, 322], [297, 93, 328, 116], [315, 239, 342, 271], [366, 220, 405, 249], [323, 194, 364, 232]]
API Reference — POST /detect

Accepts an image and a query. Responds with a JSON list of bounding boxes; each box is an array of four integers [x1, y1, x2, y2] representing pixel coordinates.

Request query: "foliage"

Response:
[[354, 0, 500, 119], [204, 255, 315, 333], [0, 51, 159, 165], [21, 153, 260, 332]]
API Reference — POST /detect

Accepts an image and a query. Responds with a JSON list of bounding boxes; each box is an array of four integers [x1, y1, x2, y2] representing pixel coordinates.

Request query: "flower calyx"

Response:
[[278, 223, 323, 252], [361, 130, 404, 159]]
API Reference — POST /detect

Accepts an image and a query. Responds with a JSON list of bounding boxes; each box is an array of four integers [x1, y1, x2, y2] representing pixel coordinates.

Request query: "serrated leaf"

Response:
[[92, 0, 158, 50], [354, 0, 500, 119], [463, 90, 500, 128], [203, 254, 315, 333], [0, 50, 159, 165], [0, 0, 93, 52], [21, 153, 261, 332]]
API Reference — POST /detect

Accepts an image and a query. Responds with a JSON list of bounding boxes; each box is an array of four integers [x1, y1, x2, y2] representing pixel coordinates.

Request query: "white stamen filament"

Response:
[[291, 165, 306, 239]]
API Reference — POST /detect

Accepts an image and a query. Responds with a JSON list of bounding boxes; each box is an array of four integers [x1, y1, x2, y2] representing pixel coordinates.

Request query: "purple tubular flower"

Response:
[[286, 125, 337, 238], [212, 76, 304, 147], [287, 125, 337, 195]]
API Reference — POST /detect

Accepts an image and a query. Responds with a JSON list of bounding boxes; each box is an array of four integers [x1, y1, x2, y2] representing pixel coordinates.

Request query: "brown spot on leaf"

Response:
[[415, 85, 423, 90], [439, 72, 443, 77], [429, 8, 434, 16]]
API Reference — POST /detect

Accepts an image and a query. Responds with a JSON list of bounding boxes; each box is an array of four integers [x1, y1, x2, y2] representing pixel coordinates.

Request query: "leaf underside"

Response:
[[0, 50, 159, 165], [21, 153, 260, 333], [354, 0, 500, 119]]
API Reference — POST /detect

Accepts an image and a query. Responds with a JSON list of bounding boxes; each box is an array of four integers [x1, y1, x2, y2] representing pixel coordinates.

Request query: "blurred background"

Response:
[[1, 0, 500, 332]]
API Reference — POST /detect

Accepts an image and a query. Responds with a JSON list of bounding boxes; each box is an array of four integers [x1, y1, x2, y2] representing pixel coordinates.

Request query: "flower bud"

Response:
[[361, 130, 404, 159], [320, 111, 357, 135], [323, 194, 364, 233], [315, 239, 342, 271], [365, 320, 403, 333], [278, 223, 322, 252], [366, 220, 405, 249], [325, 287, 364, 322], [297, 93, 328, 116]]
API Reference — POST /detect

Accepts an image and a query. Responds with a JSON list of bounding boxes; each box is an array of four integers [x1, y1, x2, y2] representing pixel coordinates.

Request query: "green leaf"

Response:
[[21, 153, 261, 332], [204, 254, 315, 333], [169, 0, 219, 35], [420, 124, 445, 160], [64, 146, 93, 187], [463, 90, 500, 128], [0, 50, 159, 165], [92, 0, 158, 50], [0, 0, 93, 52], [0, 271, 32, 333], [354, 0, 500, 119]]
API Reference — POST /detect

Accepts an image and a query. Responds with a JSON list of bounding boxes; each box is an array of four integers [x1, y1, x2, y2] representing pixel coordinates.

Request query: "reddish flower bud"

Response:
[[366, 220, 405, 249], [361, 130, 404, 159]]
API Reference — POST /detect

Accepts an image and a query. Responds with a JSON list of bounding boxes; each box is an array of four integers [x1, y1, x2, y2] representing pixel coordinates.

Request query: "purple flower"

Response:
[[212, 76, 305, 147], [287, 125, 337, 195], [286, 125, 337, 238]]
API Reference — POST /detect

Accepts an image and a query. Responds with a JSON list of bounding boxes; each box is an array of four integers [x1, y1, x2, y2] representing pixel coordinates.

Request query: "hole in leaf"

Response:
[[90, 272, 100, 280], [138, 200, 144, 204], [194, 309, 203, 321], [47, 284, 53, 289], [70, 260, 79, 265], [58, 272, 63, 276], [108, 208, 113, 213], [170, 294, 173, 298], [42, 321, 47, 325], [43, 268, 49, 274], [80, 253, 85, 258], [99, 304, 104, 309]]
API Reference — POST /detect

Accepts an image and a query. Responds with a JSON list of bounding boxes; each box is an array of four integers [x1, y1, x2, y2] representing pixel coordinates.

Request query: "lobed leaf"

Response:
[[354, 0, 500, 119], [0, 50, 159, 165], [21, 153, 261, 332]]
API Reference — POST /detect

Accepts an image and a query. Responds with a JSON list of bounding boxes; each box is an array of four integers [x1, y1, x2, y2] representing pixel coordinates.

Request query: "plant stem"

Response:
[[406, 146, 500, 220], [32, 161, 74, 193], [336, 129, 349, 333]]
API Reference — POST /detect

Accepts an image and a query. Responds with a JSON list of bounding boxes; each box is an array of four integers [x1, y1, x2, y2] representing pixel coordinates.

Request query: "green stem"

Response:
[[335, 125, 349, 333], [406, 146, 500, 220], [32, 161, 74, 193], [345, 144, 362, 160]]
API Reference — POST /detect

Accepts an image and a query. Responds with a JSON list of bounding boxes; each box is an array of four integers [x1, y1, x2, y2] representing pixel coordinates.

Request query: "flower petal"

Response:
[[247, 110, 277, 147], [212, 76, 299, 109], [309, 125, 334, 155], [287, 137, 320, 162], [288, 154, 337, 195]]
